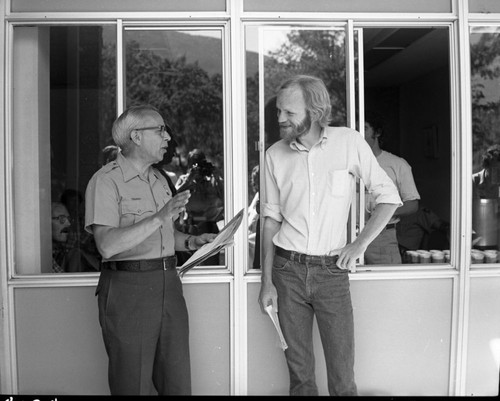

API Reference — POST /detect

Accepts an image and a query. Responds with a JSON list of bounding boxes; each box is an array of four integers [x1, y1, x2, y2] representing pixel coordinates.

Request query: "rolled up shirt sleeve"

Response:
[[262, 150, 283, 223], [354, 134, 402, 208]]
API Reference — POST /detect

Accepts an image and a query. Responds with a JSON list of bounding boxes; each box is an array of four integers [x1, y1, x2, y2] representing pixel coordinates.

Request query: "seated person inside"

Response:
[[51, 201, 72, 273], [60, 189, 101, 272]]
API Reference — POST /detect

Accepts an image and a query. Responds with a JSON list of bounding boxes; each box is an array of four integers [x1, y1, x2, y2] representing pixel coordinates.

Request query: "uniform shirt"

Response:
[[367, 150, 420, 225], [263, 126, 402, 256], [85, 152, 174, 262]]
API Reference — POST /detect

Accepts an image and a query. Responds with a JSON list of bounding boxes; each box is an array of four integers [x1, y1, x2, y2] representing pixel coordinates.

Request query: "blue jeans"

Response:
[[272, 253, 357, 396]]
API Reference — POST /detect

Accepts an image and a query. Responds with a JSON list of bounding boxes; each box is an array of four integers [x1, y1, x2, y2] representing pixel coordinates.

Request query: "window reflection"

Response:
[[470, 27, 500, 265], [12, 25, 116, 274], [124, 28, 225, 267], [245, 26, 347, 270]]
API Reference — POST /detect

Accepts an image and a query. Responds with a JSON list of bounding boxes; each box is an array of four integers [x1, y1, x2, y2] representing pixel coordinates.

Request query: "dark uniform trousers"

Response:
[[96, 263, 191, 395]]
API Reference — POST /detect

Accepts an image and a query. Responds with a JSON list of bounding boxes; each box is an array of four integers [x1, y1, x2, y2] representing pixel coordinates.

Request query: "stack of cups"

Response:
[[471, 249, 485, 264], [483, 250, 498, 264], [406, 250, 420, 263], [416, 250, 432, 263], [430, 250, 445, 263], [443, 250, 451, 263]]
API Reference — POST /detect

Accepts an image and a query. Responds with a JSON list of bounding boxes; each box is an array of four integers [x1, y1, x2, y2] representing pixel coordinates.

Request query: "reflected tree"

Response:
[[246, 29, 347, 182], [264, 29, 347, 125], [470, 31, 500, 171], [124, 40, 224, 171]]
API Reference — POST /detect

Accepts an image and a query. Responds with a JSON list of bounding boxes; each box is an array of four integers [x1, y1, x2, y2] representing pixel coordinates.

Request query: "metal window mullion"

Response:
[[229, 0, 248, 395], [2, 20, 18, 394], [116, 19, 124, 115], [346, 20, 363, 266], [453, 0, 473, 395]]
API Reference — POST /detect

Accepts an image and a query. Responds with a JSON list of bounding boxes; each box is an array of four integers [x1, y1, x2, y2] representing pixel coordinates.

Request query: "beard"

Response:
[[279, 113, 312, 142]]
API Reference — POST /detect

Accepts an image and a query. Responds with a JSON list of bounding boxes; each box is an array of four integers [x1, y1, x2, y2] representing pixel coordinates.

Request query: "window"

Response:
[[10, 23, 228, 275], [124, 27, 225, 269], [360, 27, 451, 267], [245, 25, 347, 270], [246, 25, 452, 270], [11, 25, 116, 274], [470, 26, 500, 266]]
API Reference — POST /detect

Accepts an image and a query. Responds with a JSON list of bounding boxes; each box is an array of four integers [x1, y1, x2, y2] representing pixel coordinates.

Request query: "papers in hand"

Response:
[[178, 209, 244, 277], [264, 305, 288, 351]]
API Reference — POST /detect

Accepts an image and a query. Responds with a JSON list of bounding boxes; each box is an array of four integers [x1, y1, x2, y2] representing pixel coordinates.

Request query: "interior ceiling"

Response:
[[363, 27, 449, 88]]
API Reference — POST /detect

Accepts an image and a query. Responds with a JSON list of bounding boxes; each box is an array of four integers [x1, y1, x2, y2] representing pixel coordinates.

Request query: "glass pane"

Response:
[[11, 0, 226, 12], [470, 26, 500, 266], [244, 0, 451, 13], [362, 27, 451, 266], [12, 25, 117, 274], [245, 26, 347, 270], [469, 0, 500, 13], [124, 28, 225, 268]]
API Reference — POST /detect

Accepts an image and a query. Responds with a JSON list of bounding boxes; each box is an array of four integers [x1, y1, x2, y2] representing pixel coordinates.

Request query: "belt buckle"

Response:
[[162, 258, 167, 271]]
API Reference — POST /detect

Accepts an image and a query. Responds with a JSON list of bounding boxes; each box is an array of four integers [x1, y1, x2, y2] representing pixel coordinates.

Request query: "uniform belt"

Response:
[[386, 223, 397, 230], [102, 256, 177, 272], [275, 246, 339, 264]]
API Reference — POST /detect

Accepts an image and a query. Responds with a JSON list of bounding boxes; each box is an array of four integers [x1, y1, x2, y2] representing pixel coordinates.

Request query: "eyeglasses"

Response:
[[52, 215, 72, 224], [134, 124, 172, 137]]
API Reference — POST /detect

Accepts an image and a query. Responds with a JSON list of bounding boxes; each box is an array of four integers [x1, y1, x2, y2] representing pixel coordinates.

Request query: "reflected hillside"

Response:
[[127, 30, 259, 77]]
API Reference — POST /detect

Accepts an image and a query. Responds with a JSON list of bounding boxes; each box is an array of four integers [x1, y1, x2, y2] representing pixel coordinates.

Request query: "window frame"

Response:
[[244, 20, 460, 275], [5, 18, 236, 279]]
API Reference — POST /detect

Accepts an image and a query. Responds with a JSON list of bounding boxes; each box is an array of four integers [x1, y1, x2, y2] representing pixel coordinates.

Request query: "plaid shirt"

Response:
[[52, 243, 68, 273]]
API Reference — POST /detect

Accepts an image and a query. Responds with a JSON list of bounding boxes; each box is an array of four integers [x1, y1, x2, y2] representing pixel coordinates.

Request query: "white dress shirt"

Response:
[[263, 126, 402, 255]]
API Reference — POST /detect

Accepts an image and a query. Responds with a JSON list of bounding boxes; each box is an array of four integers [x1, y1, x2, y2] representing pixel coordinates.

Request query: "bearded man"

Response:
[[258, 75, 401, 396]]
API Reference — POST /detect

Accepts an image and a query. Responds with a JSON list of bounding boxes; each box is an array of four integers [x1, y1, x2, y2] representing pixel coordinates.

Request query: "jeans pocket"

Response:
[[273, 254, 291, 271], [325, 263, 347, 276]]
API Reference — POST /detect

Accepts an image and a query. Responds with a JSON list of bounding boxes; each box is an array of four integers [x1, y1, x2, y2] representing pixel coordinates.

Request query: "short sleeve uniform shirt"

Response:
[[85, 152, 175, 261], [369, 150, 420, 225]]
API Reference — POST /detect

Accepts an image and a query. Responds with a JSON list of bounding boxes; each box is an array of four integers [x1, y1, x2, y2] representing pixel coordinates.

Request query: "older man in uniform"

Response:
[[85, 104, 216, 395]]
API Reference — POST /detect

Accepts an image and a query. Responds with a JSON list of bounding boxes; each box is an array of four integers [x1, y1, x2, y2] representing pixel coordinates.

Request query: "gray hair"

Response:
[[277, 75, 332, 128], [111, 105, 160, 152]]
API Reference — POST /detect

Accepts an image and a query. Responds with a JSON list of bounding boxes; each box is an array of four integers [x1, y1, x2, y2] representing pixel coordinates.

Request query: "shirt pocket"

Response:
[[120, 198, 155, 226], [327, 169, 349, 198]]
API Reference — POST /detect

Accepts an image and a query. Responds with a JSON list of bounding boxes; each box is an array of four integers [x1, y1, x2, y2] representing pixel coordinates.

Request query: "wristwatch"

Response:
[[185, 235, 195, 251]]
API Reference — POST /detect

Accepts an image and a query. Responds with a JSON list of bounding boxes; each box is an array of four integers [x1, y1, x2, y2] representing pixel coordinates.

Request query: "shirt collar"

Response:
[[289, 127, 328, 151], [116, 152, 158, 184]]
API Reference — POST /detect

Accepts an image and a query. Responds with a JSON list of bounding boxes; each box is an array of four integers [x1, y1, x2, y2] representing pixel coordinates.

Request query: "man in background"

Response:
[[363, 113, 420, 264], [51, 201, 72, 273]]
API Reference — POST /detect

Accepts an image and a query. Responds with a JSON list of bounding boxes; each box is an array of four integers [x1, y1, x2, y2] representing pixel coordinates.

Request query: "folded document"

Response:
[[264, 305, 288, 351], [178, 209, 244, 277]]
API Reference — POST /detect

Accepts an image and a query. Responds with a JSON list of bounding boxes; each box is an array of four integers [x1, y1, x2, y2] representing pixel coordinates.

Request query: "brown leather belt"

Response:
[[275, 246, 339, 264], [102, 256, 177, 272]]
